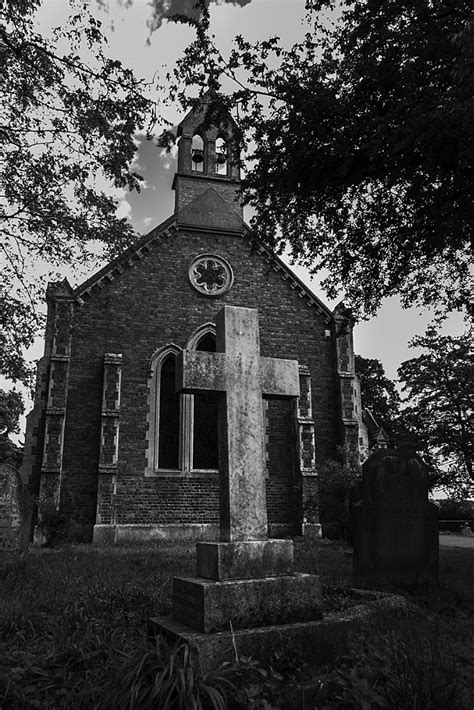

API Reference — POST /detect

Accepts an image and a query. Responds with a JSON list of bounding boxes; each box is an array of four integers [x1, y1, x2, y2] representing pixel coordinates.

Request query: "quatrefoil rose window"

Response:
[[189, 254, 234, 296]]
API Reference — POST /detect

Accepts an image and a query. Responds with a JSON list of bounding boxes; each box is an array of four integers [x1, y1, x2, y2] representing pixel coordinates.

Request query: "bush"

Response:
[[36, 494, 85, 547], [317, 456, 361, 540], [438, 497, 474, 520], [36, 499, 73, 547]]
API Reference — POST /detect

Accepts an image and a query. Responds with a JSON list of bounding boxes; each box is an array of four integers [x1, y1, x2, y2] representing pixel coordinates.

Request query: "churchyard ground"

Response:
[[1, 537, 473, 708]]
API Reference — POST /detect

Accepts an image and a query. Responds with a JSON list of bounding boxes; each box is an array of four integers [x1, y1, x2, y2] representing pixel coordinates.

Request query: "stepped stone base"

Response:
[[196, 539, 294, 580], [152, 597, 400, 673], [152, 591, 408, 672], [153, 616, 336, 673], [173, 573, 322, 633]]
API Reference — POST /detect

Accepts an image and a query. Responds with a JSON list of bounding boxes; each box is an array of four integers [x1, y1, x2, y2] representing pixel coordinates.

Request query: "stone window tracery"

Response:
[[189, 254, 233, 296]]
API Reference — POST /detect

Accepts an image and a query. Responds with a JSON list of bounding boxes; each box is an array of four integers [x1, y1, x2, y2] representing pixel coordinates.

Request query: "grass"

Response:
[[0, 538, 473, 708], [0, 543, 196, 709]]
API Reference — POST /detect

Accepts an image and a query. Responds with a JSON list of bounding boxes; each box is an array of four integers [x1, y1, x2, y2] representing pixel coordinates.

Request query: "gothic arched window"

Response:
[[147, 344, 181, 474], [146, 326, 219, 476], [193, 332, 218, 470], [215, 136, 227, 175], [158, 354, 180, 469], [191, 134, 204, 172]]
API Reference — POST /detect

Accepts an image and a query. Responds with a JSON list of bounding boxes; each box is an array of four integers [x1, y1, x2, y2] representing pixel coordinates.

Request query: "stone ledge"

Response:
[[196, 539, 294, 580], [92, 523, 219, 545], [173, 573, 322, 633]]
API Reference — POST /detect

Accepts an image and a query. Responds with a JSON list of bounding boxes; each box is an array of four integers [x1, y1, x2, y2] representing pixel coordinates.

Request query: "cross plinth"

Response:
[[177, 306, 300, 543], [162, 306, 322, 639]]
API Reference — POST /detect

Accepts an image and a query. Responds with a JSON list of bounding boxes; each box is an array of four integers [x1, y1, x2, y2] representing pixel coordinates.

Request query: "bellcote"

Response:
[[172, 94, 243, 229]]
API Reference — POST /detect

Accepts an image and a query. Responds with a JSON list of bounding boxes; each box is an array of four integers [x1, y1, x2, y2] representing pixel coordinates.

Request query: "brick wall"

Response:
[[36, 228, 339, 540]]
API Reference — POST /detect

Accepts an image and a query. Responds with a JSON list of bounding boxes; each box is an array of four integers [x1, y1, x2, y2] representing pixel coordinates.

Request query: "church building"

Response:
[[22, 98, 363, 543]]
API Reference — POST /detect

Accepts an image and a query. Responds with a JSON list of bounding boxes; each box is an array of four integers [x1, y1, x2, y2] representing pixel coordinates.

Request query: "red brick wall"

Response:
[[50, 228, 339, 538]]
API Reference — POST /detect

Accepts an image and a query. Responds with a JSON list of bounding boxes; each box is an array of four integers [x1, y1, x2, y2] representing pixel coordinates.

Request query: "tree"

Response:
[[144, 0, 252, 32], [162, 0, 473, 318], [0, 389, 24, 466], [397, 326, 473, 493], [1, 0, 152, 384], [355, 355, 400, 435]]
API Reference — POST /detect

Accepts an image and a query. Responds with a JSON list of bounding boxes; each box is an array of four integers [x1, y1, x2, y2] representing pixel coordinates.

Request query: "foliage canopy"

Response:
[[397, 325, 473, 492], [355, 355, 400, 437], [164, 0, 473, 318], [1, 0, 151, 384], [0, 388, 24, 466]]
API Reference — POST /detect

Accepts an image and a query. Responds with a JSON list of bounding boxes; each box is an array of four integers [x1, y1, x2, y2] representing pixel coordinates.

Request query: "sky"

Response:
[[14, 0, 466, 419]]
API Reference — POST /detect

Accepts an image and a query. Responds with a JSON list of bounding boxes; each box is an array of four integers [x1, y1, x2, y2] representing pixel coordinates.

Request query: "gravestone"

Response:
[[154, 306, 323, 664], [352, 449, 439, 587], [0, 463, 31, 554]]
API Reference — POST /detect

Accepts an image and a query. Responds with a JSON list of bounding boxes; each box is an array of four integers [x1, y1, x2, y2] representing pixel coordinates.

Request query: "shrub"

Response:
[[36, 494, 84, 547], [317, 455, 361, 540], [437, 497, 474, 520], [36, 499, 73, 547]]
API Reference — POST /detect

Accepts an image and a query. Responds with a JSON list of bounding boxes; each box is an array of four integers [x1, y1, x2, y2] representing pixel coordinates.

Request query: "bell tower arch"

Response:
[[172, 93, 243, 230]]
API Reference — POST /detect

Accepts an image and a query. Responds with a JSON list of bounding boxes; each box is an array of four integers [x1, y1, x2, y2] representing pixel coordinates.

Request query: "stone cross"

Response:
[[177, 306, 299, 542]]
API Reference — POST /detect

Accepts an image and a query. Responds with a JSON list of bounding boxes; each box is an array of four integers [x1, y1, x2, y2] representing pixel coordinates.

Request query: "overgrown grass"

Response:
[[0, 539, 473, 708], [0, 543, 196, 708], [310, 615, 473, 710]]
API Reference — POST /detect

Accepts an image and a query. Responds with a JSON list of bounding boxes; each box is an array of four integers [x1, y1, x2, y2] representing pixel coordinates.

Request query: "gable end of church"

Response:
[[22, 96, 362, 544]]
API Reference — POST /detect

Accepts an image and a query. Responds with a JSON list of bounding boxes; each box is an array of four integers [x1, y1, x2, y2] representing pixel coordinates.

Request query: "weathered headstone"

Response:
[[155, 306, 323, 664], [352, 449, 439, 587], [0, 463, 31, 554]]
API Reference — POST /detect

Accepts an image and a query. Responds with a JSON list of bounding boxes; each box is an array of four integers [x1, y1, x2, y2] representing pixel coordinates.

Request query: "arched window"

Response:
[[147, 344, 182, 474], [146, 327, 219, 476], [191, 134, 204, 172], [193, 332, 218, 470], [215, 136, 227, 175], [157, 355, 180, 469]]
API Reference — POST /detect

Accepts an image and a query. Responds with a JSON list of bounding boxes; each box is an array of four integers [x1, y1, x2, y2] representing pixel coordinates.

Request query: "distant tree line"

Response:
[[356, 324, 473, 495]]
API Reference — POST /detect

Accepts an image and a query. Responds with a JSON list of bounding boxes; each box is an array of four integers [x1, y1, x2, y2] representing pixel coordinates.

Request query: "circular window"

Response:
[[189, 254, 234, 296]]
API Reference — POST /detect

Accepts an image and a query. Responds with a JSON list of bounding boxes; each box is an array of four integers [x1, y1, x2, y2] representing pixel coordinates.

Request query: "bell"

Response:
[[192, 149, 204, 163], [216, 151, 227, 165]]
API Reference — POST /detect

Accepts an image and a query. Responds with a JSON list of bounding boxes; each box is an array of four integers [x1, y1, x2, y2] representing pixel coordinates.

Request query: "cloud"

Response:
[[116, 198, 132, 220], [147, 0, 252, 31]]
